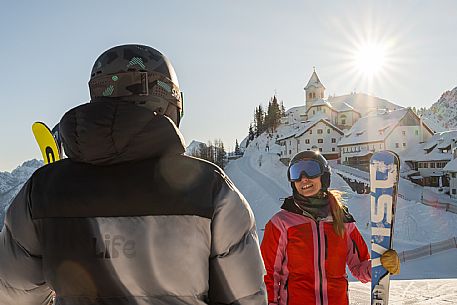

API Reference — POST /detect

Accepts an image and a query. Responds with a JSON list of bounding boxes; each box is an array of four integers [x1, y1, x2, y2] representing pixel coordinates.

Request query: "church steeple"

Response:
[[304, 68, 325, 111]]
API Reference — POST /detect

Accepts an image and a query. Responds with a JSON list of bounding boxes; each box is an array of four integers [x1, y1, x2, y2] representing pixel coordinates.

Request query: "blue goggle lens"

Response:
[[288, 160, 323, 181]]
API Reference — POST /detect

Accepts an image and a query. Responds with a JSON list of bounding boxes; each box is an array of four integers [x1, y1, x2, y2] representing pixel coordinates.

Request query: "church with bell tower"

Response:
[[304, 68, 325, 112]]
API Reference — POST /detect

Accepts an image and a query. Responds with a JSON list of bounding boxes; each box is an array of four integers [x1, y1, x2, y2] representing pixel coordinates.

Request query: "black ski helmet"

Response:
[[88, 44, 183, 126], [288, 150, 331, 191]]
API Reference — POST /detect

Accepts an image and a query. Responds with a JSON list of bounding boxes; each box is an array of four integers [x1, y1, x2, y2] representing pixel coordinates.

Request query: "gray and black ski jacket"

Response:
[[0, 101, 266, 305]]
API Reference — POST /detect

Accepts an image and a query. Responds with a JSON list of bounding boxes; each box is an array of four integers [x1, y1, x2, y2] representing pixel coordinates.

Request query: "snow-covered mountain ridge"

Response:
[[421, 86, 457, 130], [0, 159, 43, 226]]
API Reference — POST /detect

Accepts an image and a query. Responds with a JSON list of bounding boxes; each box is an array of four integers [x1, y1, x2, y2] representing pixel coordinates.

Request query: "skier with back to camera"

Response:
[[0, 44, 267, 305], [260, 150, 400, 305]]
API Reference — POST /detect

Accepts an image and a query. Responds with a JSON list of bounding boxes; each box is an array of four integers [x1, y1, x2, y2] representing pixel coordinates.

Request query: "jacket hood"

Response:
[[60, 101, 186, 165]]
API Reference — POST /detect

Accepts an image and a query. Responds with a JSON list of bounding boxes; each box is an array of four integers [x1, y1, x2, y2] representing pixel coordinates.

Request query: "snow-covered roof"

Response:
[[304, 71, 325, 90], [277, 113, 343, 141], [421, 116, 445, 133], [327, 93, 401, 116], [443, 158, 457, 172], [285, 105, 306, 117], [334, 102, 355, 112], [277, 130, 297, 141], [403, 130, 457, 162], [310, 99, 332, 108], [437, 139, 453, 149], [295, 114, 343, 138], [338, 108, 409, 146]]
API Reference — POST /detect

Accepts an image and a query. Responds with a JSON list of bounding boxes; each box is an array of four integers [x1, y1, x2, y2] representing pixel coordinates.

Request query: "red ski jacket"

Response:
[[260, 194, 370, 305]]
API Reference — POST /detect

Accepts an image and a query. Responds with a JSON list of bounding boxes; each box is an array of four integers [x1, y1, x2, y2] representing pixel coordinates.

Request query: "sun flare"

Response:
[[353, 43, 386, 76]]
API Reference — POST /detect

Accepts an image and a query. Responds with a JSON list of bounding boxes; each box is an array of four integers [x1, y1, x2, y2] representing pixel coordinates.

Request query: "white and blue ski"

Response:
[[369, 150, 400, 305]]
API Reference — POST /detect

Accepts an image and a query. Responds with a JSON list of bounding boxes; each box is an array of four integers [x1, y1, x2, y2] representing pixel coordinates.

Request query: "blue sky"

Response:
[[1, 0, 456, 171]]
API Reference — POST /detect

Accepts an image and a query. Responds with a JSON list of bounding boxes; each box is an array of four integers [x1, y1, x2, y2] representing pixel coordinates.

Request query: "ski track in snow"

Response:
[[225, 134, 457, 304]]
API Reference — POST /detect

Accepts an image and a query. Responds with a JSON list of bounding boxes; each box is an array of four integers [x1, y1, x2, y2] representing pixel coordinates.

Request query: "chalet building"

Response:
[[281, 106, 307, 126], [338, 108, 434, 171], [443, 149, 457, 198], [403, 130, 457, 188], [277, 114, 343, 162]]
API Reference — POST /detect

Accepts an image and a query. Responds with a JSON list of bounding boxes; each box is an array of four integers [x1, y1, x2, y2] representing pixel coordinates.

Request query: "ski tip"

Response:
[[370, 150, 400, 164]]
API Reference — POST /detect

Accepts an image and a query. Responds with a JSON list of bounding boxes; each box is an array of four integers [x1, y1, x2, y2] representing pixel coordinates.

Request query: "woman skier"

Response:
[[261, 150, 400, 305]]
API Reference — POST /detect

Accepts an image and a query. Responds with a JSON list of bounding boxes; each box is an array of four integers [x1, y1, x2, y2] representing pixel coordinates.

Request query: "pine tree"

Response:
[[235, 139, 241, 155], [187, 140, 226, 169], [264, 95, 281, 133], [214, 139, 226, 168], [280, 100, 286, 117], [254, 105, 265, 137]]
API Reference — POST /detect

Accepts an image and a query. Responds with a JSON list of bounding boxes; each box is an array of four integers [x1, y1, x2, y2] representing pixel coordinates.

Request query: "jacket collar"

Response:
[[60, 101, 185, 165], [281, 192, 355, 223]]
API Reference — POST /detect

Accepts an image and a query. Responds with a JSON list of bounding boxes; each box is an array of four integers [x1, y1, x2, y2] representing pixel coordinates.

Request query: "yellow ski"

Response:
[[32, 122, 61, 164]]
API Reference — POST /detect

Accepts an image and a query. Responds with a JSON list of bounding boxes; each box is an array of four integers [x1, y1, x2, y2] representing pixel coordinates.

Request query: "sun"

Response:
[[353, 43, 387, 76]]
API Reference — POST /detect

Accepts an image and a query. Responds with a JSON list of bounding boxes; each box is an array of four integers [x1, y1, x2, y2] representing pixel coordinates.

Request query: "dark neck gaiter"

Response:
[[293, 190, 330, 220]]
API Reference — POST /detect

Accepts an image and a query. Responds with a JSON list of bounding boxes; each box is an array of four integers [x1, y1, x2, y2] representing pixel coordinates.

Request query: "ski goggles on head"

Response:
[[288, 159, 324, 181]]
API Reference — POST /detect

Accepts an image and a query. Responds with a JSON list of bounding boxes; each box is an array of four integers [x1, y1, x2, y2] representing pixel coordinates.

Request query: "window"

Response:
[[415, 130, 419, 136], [342, 119, 346, 125], [318, 139, 323, 143], [403, 143, 406, 147], [380, 144, 383, 149], [452, 173, 456, 178], [395, 143, 399, 148], [309, 93, 312, 99], [332, 147, 336, 152], [289, 150, 292, 154], [332, 138, 336, 143], [309, 130, 313, 134], [312, 93, 316, 98], [418, 162, 423, 168], [317, 129, 323, 134], [327, 129, 331, 134], [305, 139, 310, 144], [430, 162, 435, 168], [423, 163, 428, 168], [402, 131, 406, 136], [313, 111, 315, 115], [297, 140, 300, 144], [319, 148, 322, 152], [452, 189, 456, 195], [289, 141, 291, 145], [323, 109, 326, 113]]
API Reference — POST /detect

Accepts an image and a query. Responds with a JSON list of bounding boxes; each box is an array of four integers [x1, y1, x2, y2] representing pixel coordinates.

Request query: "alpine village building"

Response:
[[277, 69, 435, 172]]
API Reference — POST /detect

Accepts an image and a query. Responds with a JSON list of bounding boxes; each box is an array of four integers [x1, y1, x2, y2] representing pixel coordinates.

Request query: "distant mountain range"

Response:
[[0, 159, 43, 227], [420, 86, 457, 131]]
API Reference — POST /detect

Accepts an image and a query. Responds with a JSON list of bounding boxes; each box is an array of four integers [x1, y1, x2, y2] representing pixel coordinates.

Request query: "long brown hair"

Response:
[[328, 190, 346, 237]]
